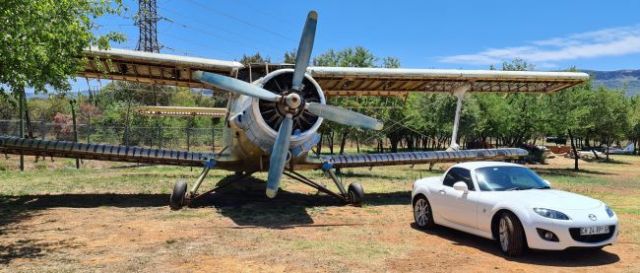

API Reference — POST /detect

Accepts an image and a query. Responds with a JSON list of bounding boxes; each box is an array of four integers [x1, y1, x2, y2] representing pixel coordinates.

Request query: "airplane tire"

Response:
[[170, 180, 188, 210], [348, 183, 365, 205]]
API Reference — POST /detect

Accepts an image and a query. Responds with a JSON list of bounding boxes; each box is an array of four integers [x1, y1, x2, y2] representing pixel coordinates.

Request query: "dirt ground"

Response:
[[1, 155, 639, 273]]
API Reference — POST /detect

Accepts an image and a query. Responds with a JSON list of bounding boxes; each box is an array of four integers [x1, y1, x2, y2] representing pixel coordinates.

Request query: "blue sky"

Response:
[[74, 0, 640, 93]]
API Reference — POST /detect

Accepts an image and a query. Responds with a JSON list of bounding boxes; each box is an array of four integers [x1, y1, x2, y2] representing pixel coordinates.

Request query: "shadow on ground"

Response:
[[411, 223, 619, 267], [0, 174, 411, 230], [190, 175, 411, 228]]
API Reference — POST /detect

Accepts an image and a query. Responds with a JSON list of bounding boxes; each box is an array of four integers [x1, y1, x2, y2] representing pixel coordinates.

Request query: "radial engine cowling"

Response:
[[234, 69, 325, 157]]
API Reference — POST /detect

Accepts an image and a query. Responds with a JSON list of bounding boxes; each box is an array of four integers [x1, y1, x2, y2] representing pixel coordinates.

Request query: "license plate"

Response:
[[580, 226, 609, 235]]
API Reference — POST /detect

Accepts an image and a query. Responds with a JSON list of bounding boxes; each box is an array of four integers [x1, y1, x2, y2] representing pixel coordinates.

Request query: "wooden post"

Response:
[[18, 89, 25, 171], [157, 118, 163, 149], [123, 94, 132, 146], [70, 99, 80, 169], [211, 117, 216, 152]]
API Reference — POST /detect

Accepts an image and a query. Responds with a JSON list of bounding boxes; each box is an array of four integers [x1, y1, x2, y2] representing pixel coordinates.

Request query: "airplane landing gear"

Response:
[[170, 180, 187, 210], [168, 159, 217, 210], [282, 164, 365, 205]]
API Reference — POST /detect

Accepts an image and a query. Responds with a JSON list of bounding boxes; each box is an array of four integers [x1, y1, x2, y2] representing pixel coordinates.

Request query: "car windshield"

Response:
[[475, 166, 549, 191]]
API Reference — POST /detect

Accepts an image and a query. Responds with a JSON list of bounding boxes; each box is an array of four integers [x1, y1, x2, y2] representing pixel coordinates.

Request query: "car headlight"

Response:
[[533, 208, 570, 220], [605, 205, 615, 217]]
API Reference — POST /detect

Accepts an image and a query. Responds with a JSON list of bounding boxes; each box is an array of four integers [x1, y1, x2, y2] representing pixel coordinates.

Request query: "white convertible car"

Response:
[[411, 162, 618, 256]]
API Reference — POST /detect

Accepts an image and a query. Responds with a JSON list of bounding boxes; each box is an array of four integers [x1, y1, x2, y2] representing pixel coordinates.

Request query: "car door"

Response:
[[437, 167, 480, 229]]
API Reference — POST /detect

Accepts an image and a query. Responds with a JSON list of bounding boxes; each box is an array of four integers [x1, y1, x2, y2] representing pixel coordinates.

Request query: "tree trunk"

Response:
[[339, 131, 348, 155], [316, 132, 323, 155], [568, 129, 579, 171], [328, 131, 334, 155], [390, 140, 399, 153], [25, 107, 34, 138]]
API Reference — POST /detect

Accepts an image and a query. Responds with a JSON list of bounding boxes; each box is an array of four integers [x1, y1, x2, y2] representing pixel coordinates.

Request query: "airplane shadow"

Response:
[[190, 176, 412, 229], [0, 175, 412, 232], [411, 223, 620, 267]]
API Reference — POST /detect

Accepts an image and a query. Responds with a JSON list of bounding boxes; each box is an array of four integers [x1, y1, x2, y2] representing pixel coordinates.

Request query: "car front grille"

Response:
[[569, 225, 616, 243]]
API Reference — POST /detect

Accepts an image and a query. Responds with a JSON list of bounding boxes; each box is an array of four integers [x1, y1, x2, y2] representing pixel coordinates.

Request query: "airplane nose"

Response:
[[285, 93, 302, 109]]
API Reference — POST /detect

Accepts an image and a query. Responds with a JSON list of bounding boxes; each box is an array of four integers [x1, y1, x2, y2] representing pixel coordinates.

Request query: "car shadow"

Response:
[[411, 223, 620, 267]]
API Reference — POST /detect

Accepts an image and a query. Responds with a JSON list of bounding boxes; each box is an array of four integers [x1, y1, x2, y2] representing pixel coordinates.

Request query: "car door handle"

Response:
[[438, 190, 446, 195]]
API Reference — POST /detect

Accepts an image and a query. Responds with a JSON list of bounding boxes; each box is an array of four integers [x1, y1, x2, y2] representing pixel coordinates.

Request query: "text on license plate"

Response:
[[580, 226, 610, 235]]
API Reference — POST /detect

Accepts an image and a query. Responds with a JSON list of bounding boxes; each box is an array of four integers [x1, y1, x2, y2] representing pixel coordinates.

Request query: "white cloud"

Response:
[[439, 25, 640, 67]]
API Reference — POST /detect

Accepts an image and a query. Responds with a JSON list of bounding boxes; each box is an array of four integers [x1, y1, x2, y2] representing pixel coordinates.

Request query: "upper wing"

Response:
[[80, 47, 243, 88], [80, 48, 588, 96], [307, 67, 589, 97], [299, 148, 528, 170]]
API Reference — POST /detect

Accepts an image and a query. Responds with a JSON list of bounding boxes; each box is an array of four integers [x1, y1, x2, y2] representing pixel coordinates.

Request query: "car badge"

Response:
[[588, 214, 597, 221]]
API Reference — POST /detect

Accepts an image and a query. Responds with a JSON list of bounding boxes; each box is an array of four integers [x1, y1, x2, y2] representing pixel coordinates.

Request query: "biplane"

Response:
[[0, 11, 589, 209]]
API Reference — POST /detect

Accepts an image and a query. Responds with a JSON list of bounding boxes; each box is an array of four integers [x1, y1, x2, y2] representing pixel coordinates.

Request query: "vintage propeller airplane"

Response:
[[0, 11, 589, 209]]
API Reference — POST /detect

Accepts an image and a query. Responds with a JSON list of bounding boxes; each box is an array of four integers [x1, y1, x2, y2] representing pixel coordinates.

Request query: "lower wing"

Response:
[[0, 135, 239, 168], [301, 148, 527, 169]]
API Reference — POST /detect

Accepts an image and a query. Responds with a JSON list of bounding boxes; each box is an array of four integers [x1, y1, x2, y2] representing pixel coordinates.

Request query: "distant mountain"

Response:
[[582, 69, 640, 96]]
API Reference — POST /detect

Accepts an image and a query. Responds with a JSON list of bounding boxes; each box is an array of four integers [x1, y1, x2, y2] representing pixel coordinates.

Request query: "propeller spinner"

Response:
[[193, 11, 383, 198]]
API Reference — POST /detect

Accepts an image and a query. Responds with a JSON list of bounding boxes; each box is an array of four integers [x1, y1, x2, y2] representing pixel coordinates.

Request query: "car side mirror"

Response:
[[453, 181, 469, 193]]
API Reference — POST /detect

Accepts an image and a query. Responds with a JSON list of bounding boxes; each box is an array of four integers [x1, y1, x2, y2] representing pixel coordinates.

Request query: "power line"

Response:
[[158, 6, 283, 52], [222, 0, 300, 26], [183, 0, 295, 42]]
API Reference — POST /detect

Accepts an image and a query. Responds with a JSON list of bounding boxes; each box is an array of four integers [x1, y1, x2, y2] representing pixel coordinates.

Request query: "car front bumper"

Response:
[[523, 217, 618, 251]]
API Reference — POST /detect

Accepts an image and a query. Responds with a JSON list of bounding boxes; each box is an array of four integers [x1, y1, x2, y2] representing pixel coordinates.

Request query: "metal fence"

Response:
[[0, 120, 225, 152]]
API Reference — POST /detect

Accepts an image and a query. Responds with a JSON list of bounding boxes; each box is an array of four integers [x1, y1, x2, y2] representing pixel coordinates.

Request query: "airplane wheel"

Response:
[[170, 180, 188, 210], [348, 183, 364, 205]]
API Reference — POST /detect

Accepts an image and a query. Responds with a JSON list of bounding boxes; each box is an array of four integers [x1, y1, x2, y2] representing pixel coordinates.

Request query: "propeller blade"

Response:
[[291, 11, 318, 91], [193, 71, 280, 102], [266, 114, 294, 198], [306, 102, 384, 130]]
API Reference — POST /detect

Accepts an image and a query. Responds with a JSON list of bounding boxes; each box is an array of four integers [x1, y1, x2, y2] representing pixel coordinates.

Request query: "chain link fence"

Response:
[[0, 120, 225, 152]]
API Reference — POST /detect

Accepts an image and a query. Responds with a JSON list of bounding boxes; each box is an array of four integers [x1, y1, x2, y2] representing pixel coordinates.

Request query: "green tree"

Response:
[[0, 0, 124, 94], [239, 53, 271, 66], [628, 96, 640, 154], [283, 50, 296, 63]]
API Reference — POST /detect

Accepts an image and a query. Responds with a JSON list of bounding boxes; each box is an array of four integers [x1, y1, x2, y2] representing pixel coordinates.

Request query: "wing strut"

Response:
[[447, 84, 471, 151]]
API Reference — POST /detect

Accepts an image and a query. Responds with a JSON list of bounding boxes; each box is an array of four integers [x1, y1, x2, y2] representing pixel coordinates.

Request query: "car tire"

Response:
[[413, 195, 435, 229], [497, 211, 526, 257]]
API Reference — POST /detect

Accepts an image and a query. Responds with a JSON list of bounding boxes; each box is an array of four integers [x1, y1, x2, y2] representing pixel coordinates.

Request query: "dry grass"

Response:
[[0, 154, 639, 272]]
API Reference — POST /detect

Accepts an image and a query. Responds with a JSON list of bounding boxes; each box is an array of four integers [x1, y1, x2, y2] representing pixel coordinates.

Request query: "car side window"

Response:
[[443, 167, 475, 191], [458, 168, 474, 191], [443, 168, 459, 187]]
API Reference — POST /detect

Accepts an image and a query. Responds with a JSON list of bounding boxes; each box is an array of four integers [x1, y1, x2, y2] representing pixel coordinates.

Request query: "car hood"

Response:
[[498, 189, 603, 210]]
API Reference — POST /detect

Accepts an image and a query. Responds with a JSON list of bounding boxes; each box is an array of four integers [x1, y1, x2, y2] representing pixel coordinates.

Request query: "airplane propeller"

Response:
[[193, 11, 383, 198]]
